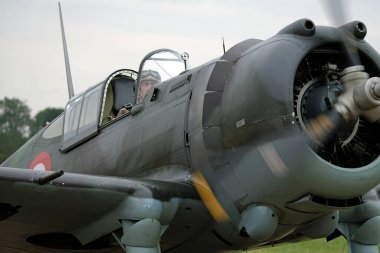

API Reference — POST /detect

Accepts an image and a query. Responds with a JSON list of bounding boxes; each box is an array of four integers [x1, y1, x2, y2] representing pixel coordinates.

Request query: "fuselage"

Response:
[[2, 19, 380, 253]]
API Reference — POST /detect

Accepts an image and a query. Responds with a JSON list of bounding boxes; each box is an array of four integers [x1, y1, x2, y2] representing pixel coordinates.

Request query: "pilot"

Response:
[[116, 70, 161, 117], [137, 70, 161, 103]]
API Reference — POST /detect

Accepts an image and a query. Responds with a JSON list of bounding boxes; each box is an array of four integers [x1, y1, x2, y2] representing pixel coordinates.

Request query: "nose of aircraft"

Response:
[[220, 60, 380, 201], [190, 21, 380, 240]]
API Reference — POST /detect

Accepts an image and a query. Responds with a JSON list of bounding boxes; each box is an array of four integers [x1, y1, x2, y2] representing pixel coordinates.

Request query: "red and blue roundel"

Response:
[[28, 152, 51, 171]]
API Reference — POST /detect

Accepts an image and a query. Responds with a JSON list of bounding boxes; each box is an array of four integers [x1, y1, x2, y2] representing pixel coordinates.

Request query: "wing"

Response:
[[0, 166, 200, 251], [0, 166, 197, 199]]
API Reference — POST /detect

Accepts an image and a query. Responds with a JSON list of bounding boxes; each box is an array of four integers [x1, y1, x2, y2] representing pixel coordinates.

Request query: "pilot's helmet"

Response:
[[140, 70, 161, 84]]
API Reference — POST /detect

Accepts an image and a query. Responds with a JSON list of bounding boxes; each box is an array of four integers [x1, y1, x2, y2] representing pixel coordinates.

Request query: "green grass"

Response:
[[252, 237, 380, 253], [253, 237, 346, 253]]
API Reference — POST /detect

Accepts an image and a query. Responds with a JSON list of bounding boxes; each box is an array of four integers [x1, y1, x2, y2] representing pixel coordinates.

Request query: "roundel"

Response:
[[28, 152, 51, 171]]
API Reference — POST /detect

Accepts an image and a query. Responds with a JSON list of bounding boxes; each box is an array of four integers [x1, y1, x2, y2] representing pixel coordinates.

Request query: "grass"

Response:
[[253, 237, 346, 253], [252, 237, 380, 253]]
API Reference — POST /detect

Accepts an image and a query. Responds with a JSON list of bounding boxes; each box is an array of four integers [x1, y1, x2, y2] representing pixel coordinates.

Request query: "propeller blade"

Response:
[[306, 67, 380, 146], [305, 107, 348, 146], [320, 0, 364, 67], [320, 0, 348, 26], [192, 171, 230, 222]]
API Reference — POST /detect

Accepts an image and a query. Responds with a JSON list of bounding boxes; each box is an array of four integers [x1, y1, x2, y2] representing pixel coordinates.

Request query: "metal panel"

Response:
[[202, 126, 226, 168], [187, 65, 216, 133], [206, 61, 233, 92], [221, 38, 263, 62], [202, 91, 223, 128]]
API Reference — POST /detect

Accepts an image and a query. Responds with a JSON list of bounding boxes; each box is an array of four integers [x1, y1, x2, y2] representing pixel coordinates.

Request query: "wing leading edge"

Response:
[[0, 166, 197, 200]]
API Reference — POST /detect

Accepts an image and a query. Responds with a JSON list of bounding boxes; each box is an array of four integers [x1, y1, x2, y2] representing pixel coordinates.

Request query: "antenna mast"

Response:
[[58, 2, 74, 99], [222, 37, 226, 54]]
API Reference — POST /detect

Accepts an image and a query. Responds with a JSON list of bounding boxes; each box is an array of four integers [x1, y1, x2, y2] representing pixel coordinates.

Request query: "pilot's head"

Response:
[[138, 70, 161, 103]]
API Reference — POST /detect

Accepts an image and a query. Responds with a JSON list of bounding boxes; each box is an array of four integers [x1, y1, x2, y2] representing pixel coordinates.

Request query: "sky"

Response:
[[0, 0, 379, 115]]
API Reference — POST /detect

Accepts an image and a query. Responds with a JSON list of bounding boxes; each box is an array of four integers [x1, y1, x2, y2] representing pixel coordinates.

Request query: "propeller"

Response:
[[308, 1, 379, 144], [305, 69, 380, 144]]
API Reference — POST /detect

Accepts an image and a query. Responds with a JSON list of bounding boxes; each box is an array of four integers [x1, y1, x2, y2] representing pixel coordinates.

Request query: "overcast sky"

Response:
[[1, 0, 379, 115]]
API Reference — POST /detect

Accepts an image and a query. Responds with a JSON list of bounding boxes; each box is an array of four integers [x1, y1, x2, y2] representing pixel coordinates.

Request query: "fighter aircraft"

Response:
[[1, 1, 380, 253]]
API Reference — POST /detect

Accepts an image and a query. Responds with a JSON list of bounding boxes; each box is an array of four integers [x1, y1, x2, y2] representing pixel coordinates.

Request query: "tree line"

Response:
[[0, 97, 63, 164]]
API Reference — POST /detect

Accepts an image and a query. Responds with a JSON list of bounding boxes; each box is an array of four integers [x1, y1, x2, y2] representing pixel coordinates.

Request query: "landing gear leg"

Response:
[[347, 241, 378, 253], [114, 197, 178, 252], [121, 219, 162, 253], [338, 219, 380, 253]]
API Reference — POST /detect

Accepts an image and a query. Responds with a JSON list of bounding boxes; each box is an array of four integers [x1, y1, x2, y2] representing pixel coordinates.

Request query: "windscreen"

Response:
[[136, 50, 187, 103]]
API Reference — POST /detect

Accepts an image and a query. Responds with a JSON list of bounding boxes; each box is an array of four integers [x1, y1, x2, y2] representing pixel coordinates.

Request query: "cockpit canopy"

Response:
[[60, 69, 137, 152], [57, 49, 187, 152], [136, 49, 189, 104]]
